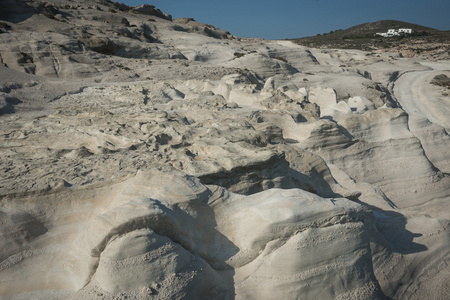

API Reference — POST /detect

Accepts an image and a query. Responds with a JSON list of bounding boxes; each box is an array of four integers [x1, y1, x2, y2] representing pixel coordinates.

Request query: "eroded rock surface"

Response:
[[1, 0, 449, 299], [0, 170, 383, 299]]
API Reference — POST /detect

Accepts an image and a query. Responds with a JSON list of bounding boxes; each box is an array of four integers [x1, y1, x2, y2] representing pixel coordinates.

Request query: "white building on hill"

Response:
[[375, 28, 413, 37], [399, 28, 413, 34]]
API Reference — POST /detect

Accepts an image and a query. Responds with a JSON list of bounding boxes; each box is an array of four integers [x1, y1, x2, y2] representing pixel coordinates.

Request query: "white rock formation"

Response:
[[0, 170, 383, 299], [0, 0, 449, 299], [348, 96, 376, 113], [308, 86, 338, 109]]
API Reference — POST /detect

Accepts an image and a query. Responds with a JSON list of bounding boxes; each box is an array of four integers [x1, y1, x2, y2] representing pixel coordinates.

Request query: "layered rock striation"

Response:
[[1, 0, 449, 299]]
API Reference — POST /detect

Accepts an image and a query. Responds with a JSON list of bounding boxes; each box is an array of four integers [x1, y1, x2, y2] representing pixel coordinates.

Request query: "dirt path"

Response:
[[394, 62, 450, 172], [394, 63, 450, 130]]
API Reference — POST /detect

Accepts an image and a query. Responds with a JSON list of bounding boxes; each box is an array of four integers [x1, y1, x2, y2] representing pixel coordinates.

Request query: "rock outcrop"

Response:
[[0, 170, 384, 299], [0, 1, 449, 299]]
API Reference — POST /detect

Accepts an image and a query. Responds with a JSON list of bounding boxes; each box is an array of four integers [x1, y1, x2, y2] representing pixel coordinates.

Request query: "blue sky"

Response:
[[120, 0, 450, 39]]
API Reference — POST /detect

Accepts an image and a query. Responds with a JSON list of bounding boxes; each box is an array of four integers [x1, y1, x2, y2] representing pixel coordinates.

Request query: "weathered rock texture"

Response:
[[0, 0, 449, 299]]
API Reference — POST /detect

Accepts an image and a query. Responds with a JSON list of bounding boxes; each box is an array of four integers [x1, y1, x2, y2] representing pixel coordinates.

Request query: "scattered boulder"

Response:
[[430, 74, 450, 89]]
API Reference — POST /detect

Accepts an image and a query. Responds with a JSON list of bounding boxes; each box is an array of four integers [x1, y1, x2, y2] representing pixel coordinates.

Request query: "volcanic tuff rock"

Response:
[[0, 0, 449, 299]]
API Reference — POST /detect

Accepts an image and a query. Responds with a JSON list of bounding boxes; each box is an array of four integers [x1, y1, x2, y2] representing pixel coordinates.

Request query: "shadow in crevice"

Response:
[[288, 167, 337, 198], [198, 148, 343, 200], [198, 159, 345, 200], [198, 152, 291, 196], [337, 123, 355, 140], [170, 199, 238, 298], [0, 210, 48, 262], [372, 209, 427, 255], [347, 194, 426, 255], [0, 0, 37, 23], [0, 95, 22, 115]]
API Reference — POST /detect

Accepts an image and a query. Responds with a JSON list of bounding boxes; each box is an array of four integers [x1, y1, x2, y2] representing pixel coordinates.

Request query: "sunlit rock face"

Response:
[[1, 0, 449, 299], [0, 171, 383, 299]]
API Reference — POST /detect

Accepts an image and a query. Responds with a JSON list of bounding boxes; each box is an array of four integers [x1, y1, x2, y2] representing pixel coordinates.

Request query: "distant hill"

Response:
[[324, 20, 437, 37], [291, 20, 449, 54]]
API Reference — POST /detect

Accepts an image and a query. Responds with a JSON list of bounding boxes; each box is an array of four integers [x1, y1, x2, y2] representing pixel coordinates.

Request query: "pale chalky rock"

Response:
[[308, 87, 338, 115], [0, 171, 384, 299], [321, 100, 352, 120], [1, 1, 449, 299], [348, 96, 376, 113]]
